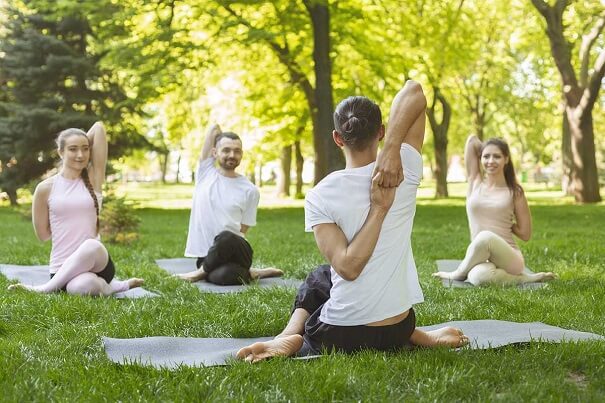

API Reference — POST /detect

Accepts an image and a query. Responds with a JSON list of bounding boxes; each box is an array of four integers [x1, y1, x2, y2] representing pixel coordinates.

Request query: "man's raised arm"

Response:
[[373, 81, 427, 187], [200, 124, 222, 161]]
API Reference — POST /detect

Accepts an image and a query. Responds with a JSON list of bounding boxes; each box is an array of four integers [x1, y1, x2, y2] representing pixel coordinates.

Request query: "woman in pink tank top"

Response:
[[433, 135, 556, 286], [8, 122, 144, 295]]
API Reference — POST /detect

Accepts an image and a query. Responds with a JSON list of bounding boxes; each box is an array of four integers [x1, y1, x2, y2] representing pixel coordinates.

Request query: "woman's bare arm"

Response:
[[32, 179, 53, 242], [512, 189, 532, 241], [465, 135, 482, 192], [86, 122, 108, 192]]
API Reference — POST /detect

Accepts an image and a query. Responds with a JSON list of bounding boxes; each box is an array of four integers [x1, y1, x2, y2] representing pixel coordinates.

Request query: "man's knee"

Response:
[[206, 263, 251, 285], [214, 230, 239, 244]]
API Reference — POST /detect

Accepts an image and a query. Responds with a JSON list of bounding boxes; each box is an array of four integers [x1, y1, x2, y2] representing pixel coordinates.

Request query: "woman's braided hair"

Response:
[[56, 128, 100, 232]]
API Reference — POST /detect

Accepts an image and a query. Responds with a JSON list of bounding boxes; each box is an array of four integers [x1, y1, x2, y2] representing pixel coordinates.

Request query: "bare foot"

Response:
[[236, 334, 303, 363], [7, 283, 46, 293], [536, 272, 557, 282], [411, 327, 469, 348], [175, 269, 207, 283], [127, 278, 145, 289], [427, 327, 469, 348], [433, 271, 466, 281], [250, 267, 284, 280]]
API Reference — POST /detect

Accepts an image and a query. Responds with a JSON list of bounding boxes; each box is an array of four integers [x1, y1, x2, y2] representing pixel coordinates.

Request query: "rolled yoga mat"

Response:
[[435, 259, 548, 289], [155, 258, 302, 293], [103, 320, 604, 368], [0, 264, 159, 299]]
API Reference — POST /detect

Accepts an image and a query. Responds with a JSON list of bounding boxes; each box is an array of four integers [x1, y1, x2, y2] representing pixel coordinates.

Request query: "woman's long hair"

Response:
[[56, 128, 100, 231], [482, 138, 523, 196]]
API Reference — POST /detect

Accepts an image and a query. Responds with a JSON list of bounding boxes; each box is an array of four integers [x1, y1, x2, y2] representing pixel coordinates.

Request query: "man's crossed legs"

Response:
[[177, 231, 283, 285]]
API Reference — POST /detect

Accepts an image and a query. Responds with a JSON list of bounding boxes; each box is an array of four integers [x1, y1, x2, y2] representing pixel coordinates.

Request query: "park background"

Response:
[[1, 0, 605, 401]]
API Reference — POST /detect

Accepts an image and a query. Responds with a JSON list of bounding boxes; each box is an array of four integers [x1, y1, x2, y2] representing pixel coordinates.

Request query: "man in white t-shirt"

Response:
[[176, 124, 282, 285], [237, 81, 469, 361]]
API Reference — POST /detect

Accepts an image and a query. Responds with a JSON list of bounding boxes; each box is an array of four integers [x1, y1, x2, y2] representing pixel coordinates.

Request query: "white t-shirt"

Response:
[[185, 158, 260, 257], [304, 143, 424, 326]]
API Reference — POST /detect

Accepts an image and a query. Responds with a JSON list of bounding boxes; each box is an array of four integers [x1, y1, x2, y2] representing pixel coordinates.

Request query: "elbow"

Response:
[[466, 134, 480, 147], [333, 264, 361, 282], [36, 233, 51, 242], [34, 228, 51, 242], [406, 81, 427, 108], [516, 228, 531, 242], [340, 272, 360, 282]]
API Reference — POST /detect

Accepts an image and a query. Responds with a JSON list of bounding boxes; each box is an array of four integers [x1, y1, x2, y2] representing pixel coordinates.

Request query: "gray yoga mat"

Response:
[[103, 320, 604, 368], [155, 258, 302, 293], [0, 264, 159, 299], [436, 259, 547, 289]]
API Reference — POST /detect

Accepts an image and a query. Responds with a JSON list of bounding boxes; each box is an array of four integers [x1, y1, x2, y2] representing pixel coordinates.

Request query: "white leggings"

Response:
[[456, 231, 544, 285]]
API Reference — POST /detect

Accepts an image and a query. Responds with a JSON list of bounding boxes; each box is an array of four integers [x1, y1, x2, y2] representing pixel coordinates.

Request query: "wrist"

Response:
[[369, 204, 390, 218], [382, 141, 400, 155]]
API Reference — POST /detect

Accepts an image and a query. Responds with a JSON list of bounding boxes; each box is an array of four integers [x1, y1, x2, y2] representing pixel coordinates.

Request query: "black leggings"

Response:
[[294, 265, 416, 355], [197, 231, 253, 285]]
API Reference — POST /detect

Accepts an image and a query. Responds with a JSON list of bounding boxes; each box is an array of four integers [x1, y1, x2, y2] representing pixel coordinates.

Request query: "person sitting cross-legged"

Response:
[[8, 122, 144, 295], [236, 81, 469, 362], [176, 124, 282, 285], [432, 134, 557, 286]]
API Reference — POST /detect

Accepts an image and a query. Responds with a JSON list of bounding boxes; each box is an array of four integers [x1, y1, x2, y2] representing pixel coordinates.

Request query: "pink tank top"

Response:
[[48, 175, 102, 273], [466, 182, 518, 250]]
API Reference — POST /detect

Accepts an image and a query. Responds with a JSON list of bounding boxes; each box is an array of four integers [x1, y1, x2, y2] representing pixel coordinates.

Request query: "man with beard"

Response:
[[176, 124, 283, 285]]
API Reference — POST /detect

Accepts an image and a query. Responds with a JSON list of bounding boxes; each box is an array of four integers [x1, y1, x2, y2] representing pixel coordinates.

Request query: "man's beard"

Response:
[[219, 158, 239, 170]]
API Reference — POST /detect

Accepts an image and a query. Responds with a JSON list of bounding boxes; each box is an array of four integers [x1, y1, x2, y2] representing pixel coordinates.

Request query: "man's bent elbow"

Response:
[[405, 81, 427, 106], [333, 265, 361, 281]]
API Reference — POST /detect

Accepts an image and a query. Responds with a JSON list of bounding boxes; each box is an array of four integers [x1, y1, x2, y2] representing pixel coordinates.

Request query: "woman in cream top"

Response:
[[433, 135, 556, 285]]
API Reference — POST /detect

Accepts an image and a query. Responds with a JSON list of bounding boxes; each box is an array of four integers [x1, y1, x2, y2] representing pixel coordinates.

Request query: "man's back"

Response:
[[305, 143, 424, 326]]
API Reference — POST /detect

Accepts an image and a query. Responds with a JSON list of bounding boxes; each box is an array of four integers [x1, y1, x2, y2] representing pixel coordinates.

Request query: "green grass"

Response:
[[1, 187, 605, 401]]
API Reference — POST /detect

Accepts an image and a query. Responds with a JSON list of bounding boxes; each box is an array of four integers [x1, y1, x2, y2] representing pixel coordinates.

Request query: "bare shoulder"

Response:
[[513, 184, 527, 201], [35, 176, 56, 194]]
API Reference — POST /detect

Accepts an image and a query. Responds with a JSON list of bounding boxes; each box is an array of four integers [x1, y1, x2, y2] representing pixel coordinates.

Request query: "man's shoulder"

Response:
[[235, 176, 259, 196], [314, 169, 348, 188]]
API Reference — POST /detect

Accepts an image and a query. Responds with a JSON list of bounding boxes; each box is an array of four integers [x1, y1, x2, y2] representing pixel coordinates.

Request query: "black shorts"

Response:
[[294, 264, 417, 356], [50, 255, 115, 291], [300, 307, 416, 356]]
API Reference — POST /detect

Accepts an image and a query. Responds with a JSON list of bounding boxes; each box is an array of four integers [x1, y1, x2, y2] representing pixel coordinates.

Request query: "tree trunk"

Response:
[[277, 144, 292, 197], [159, 152, 168, 184], [295, 139, 304, 197], [568, 108, 601, 202], [426, 87, 451, 198], [305, 0, 344, 183], [561, 112, 573, 194], [471, 102, 485, 141], [530, 0, 603, 203], [6, 187, 18, 206], [175, 153, 181, 184]]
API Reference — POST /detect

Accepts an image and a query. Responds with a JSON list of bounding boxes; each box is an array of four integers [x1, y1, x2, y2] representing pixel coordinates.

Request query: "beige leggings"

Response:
[[456, 231, 544, 285]]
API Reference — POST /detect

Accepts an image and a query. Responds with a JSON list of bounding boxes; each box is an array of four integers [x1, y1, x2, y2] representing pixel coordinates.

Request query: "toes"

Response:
[[235, 347, 252, 360]]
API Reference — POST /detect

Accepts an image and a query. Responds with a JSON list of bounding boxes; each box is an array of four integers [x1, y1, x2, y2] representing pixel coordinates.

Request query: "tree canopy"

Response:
[[0, 0, 603, 203]]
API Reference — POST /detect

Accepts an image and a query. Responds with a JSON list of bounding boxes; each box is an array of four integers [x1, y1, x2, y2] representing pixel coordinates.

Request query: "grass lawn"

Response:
[[1, 184, 604, 401]]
